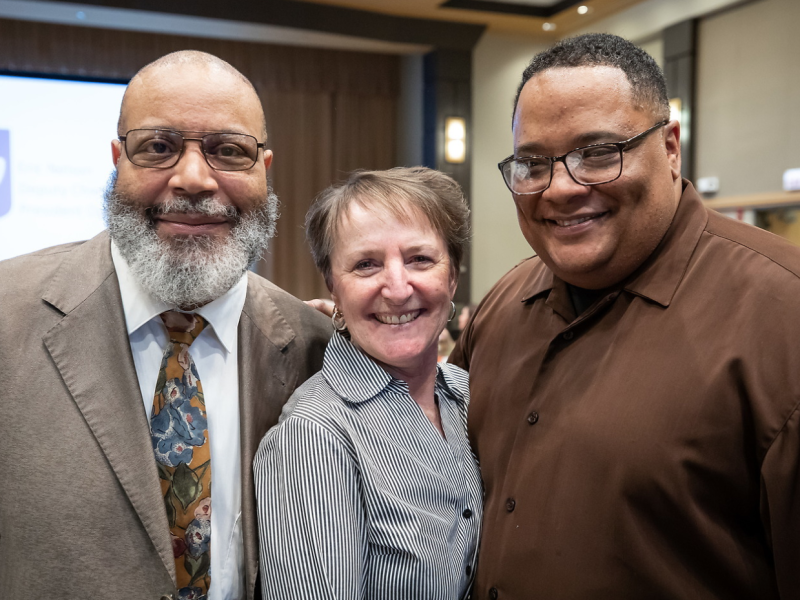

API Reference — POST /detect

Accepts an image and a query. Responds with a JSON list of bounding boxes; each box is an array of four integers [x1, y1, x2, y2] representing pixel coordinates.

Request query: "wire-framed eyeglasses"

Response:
[[498, 120, 669, 195], [118, 129, 265, 172]]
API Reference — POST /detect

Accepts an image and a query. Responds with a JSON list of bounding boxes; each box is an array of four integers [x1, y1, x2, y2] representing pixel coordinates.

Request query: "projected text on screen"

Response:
[[0, 75, 127, 261]]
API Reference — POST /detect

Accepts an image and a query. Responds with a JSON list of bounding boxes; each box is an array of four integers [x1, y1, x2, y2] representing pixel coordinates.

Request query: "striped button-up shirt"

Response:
[[254, 331, 483, 599]]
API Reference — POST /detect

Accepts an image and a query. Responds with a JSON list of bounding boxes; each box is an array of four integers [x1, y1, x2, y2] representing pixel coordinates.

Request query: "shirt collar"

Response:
[[111, 241, 170, 335], [436, 362, 469, 406], [323, 331, 465, 405], [194, 275, 247, 353], [520, 260, 556, 303], [520, 180, 708, 309], [621, 180, 708, 307], [110, 240, 247, 353]]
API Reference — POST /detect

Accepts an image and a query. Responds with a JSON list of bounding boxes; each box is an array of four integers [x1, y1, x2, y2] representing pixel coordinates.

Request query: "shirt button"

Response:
[[489, 587, 499, 600], [562, 330, 574, 340], [506, 498, 516, 512], [466, 565, 472, 576], [463, 508, 473, 519], [527, 411, 539, 425]]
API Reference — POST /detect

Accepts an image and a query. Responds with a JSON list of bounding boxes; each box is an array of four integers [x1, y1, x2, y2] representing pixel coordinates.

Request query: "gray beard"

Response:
[[104, 173, 279, 308]]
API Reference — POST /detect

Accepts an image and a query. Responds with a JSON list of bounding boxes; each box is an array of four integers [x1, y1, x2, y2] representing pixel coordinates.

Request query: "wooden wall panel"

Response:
[[0, 17, 399, 298]]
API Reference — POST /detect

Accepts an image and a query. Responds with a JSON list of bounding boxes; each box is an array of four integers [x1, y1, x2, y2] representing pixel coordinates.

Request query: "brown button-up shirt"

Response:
[[450, 182, 800, 599]]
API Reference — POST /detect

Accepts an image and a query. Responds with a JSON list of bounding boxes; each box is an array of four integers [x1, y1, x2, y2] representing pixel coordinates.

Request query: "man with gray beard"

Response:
[[105, 174, 279, 309], [0, 51, 330, 600]]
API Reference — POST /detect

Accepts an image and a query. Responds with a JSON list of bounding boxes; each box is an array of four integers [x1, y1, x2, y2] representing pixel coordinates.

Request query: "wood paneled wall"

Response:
[[0, 17, 399, 299]]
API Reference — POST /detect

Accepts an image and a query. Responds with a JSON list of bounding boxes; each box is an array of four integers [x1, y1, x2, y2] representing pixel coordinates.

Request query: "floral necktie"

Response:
[[150, 311, 212, 599]]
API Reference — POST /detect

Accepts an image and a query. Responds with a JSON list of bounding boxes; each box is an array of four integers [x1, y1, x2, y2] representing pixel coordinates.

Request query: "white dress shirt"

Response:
[[111, 241, 246, 600]]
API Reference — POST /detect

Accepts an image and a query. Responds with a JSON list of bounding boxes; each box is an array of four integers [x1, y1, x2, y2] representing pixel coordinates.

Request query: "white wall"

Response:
[[695, 0, 800, 196], [572, 0, 743, 43], [638, 35, 664, 68], [471, 31, 549, 301]]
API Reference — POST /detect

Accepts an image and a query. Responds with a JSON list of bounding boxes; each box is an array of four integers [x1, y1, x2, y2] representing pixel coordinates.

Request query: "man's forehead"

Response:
[[138, 61, 236, 86], [512, 66, 649, 151], [518, 66, 634, 113], [119, 63, 264, 135], [128, 64, 250, 109]]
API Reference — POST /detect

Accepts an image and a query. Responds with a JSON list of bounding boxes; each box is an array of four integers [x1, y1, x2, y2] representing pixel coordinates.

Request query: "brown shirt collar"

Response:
[[521, 180, 708, 310]]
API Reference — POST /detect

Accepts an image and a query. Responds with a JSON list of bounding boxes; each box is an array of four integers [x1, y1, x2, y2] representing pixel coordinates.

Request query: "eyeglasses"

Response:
[[119, 129, 265, 171], [497, 120, 668, 195]]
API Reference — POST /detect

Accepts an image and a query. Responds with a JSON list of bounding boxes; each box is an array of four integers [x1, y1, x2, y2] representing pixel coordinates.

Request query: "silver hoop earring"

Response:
[[447, 301, 456, 322], [332, 305, 348, 332]]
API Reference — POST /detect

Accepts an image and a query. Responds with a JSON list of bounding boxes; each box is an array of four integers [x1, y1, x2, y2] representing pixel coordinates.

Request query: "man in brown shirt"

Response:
[[450, 33, 800, 599]]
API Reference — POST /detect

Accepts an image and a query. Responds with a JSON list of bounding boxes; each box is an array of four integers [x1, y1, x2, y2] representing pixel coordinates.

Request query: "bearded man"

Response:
[[0, 51, 330, 600]]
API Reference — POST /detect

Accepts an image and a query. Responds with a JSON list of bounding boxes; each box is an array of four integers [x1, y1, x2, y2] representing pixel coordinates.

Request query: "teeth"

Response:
[[376, 310, 421, 325], [555, 215, 595, 227]]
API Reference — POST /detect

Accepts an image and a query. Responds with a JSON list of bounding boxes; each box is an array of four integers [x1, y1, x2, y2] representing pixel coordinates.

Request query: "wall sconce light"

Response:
[[445, 117, 466, 164]]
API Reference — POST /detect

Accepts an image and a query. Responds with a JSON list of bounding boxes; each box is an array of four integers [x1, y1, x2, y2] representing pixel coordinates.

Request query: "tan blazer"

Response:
[[0, 231, 330, 600]]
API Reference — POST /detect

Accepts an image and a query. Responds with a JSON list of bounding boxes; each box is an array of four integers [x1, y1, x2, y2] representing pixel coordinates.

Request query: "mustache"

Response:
[[146, 196, 240, 223]]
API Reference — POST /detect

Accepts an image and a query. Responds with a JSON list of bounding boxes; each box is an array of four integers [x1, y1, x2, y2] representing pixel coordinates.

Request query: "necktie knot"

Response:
[[161, 311, 207, 345]]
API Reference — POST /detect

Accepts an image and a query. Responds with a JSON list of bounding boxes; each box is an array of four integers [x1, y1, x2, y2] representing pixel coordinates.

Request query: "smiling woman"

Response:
[[254, 167, 481, 599]]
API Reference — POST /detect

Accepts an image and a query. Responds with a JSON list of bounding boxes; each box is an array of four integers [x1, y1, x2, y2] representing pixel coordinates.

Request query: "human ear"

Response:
[[448, 267, 459, 299], [111, 140, 122, 166], [664, 120, 682, 181]]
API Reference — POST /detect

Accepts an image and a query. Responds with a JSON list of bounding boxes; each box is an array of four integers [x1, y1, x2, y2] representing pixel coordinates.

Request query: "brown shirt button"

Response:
[[527, 411, 539, 425], [506, 498, 516, 512], [489, 587, 498, 600], [562, 330, 574, 340]]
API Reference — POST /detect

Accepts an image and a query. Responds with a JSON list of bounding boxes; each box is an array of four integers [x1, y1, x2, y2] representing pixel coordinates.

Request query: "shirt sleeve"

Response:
[[760, 402, 800, 600], [254, 415, 368, 600]]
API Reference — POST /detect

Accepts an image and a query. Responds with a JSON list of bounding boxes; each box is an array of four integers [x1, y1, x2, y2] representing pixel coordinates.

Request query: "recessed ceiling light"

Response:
[[542, 22, 556, 31], [577, 5, 590, 15]]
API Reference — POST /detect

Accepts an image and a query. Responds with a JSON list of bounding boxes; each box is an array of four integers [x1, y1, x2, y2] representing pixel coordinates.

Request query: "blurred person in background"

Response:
[[438, 303, 477, 362], [457, 303, 477, 334]]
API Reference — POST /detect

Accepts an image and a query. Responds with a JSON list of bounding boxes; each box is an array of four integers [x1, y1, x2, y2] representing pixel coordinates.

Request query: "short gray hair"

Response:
[[305, 167, 470, 289], [513, 33, 669, 124]]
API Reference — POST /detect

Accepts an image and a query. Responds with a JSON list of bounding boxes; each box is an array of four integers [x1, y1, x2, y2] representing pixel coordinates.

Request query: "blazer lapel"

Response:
[[41, 232, 175, 582], [238, 274, 298, 600]]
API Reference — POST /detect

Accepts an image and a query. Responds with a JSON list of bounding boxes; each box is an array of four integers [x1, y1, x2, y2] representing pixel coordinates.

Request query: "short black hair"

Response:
[[513, 33, 669, 125]]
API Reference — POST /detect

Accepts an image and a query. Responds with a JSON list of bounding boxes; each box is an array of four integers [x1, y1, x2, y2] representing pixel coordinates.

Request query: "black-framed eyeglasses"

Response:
[[497, 120, 669, 195], [118, 129, 265, 172]]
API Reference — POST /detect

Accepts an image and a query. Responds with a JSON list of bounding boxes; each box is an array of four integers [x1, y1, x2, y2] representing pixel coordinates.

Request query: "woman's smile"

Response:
[[328, 202, 456, 378], [374, 309, 422, 325]]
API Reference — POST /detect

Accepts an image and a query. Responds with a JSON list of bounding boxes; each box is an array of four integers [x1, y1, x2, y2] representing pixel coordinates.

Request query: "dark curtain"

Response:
[[0, 18, 399, 299]]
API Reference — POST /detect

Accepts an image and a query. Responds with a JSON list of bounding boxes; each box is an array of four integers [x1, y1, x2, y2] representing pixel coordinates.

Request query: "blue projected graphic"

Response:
[[0, 130, 9, 217], [0, 75, 126, 261]]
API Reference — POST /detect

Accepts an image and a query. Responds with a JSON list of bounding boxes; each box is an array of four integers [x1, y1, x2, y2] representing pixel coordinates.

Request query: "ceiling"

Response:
[[292, 0, 648, 36]]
